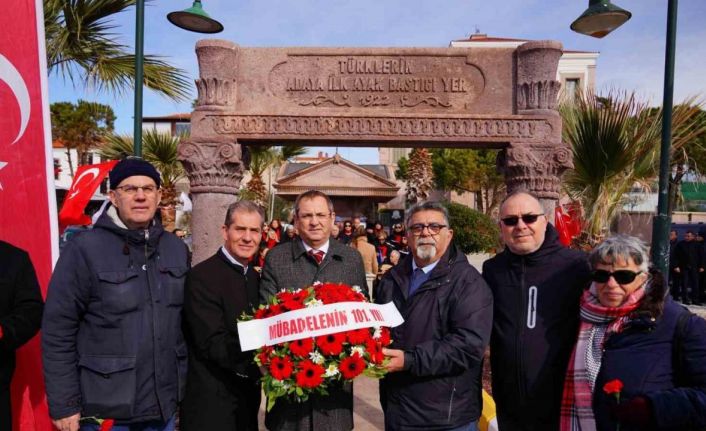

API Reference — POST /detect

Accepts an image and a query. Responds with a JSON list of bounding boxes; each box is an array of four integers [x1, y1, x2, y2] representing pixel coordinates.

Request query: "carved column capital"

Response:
[[178, 140, 249, 194], [498, 142, 573, 200], [515, 41, 563, 112]]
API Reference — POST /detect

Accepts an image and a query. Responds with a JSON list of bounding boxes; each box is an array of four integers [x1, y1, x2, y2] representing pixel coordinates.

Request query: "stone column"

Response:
[[181, 39, 244, 265], [178, 140, 248, 265], [499, 40, 572, 221]]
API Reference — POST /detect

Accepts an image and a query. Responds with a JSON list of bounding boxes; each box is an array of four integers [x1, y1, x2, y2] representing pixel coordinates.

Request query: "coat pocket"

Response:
[[175, 343, 188, 402], [96, 270, 142, 314], [79, 355, 137, 419], [160, 266, 188, 307]]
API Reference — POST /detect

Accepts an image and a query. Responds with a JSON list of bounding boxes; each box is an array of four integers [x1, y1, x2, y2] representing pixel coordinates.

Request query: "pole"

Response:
[[133, 0, 145, 157], [651, 0, 678, 279]]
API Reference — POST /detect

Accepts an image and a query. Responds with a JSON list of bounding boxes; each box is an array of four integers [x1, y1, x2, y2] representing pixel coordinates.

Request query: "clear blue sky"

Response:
[[48, 0, 706, 164]]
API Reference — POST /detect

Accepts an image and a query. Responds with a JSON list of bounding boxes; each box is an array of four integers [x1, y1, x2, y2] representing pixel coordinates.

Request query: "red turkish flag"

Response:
[[59, 160, 118, 230], [0, 0, 57, 430]]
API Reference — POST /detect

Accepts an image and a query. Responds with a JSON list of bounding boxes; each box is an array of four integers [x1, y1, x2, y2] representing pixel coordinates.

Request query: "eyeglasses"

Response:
[[408, 223, 447, 235], [115, 185, 158, 196], [500, 213, 544, 226], [591, 269, 643, 284], [298, 212, 332, 222]]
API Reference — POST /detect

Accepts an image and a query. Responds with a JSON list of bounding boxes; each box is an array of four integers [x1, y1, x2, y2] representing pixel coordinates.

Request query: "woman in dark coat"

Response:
[[560, 235, 706, 431]]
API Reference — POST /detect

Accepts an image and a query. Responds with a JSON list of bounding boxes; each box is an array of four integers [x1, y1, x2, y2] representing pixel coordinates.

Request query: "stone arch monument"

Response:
[[179, 39, 572, 264]]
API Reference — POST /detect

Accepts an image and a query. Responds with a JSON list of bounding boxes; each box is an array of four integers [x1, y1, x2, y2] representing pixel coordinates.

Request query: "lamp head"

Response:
[[571, 0, 632, 38], [167, 0, 224, 34]]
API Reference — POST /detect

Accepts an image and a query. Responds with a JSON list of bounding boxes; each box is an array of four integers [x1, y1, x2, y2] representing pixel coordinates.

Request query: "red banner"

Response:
[[59, 160, 118, 231], [0, 0, 57, 430]]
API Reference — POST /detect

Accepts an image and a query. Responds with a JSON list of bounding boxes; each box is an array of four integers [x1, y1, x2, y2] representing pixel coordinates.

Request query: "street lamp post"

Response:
[[571, 0, 679, 279], [132, 0, 224, 158]]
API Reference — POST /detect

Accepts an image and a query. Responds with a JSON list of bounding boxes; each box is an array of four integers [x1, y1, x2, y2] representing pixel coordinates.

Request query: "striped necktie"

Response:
[[308, 249, 325, 264]]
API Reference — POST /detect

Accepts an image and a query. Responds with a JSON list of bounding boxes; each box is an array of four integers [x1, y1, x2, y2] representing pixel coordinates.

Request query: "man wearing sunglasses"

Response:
[[482, 191, 591, 431], [376, 202, 493, 431]]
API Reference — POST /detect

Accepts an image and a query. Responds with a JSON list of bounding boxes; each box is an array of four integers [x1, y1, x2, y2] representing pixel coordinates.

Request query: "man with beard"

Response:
[[482, 191, 591, 431], [259, 190, 367, 431], [180, 201, 264, 430], [375, 201, 493, 430]]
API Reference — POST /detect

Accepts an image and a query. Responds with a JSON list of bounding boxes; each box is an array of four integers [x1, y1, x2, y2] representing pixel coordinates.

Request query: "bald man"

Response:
[[482, 191, 591, 431]]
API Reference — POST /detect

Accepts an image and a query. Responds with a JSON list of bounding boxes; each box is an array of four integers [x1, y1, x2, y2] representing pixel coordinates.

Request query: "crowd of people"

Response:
[[1, 157, 705, 431], [669, 229, 706, 305], [253, 216, 410, 289]]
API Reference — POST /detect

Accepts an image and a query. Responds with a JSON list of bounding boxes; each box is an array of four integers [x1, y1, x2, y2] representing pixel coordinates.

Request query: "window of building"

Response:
[[565, 78, 580, 100], [175, 122, 191, 136]]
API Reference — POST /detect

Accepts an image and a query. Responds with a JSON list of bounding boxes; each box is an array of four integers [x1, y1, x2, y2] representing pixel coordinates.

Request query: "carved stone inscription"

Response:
[[268, 55, 485, 111]]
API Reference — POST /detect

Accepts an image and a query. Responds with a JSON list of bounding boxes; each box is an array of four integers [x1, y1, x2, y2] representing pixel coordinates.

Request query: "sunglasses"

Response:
[[591, 269, 643, 284], [500, 213, 544, 226]]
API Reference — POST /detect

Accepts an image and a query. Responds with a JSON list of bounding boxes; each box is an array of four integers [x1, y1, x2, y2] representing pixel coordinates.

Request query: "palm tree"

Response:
[[99, 130, 186, 230], [245, 146, 306, 210], [45, 0, 190, 101], [561, 90, 704, 247], [405, 148, 434, 206]]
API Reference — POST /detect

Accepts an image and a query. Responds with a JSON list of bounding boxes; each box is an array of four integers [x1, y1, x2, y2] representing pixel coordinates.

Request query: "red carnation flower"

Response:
[[376, 327, 391, 346], [316, 332, 346, 356], [291, 289, 310, 303], [269, 356, 294, 380], [347, 328, 371, 345], [603, 379, 624, 395], [366, 339, 384, 364], [340, 353, 366, 379], [254, 307, 268, 319], [295, 360, 325, 388], [289, 338, 314, 358], [99, 419, 114, 431], [282, 299, 305, 311], [257, 346, 274, 365]]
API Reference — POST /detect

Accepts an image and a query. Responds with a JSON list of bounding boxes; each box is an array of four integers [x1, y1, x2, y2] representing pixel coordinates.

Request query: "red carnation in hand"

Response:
[[295, 360, 325, 388], [347, 328, 371, 345], [340, 353, 366, 379], [99, 419, 114, 431], [366, 339, 384, 364], [289, 338, 314, 358], [603, 379, 624, 395], [269, 356, 294, 380], [316, 332, 346, 356]]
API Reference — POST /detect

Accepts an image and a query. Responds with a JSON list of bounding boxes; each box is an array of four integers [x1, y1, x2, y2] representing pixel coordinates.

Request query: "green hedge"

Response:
[[446, 202, 499, 253]]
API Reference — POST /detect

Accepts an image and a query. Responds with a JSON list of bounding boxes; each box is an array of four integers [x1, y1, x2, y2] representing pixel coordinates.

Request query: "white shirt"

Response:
[[220, 246, 248, 274], [412, 258, 440, 274], [302, 239, 330, 258]]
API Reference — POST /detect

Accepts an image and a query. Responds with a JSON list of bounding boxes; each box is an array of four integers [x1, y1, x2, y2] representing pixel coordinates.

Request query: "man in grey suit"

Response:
[[260, 189, 367, 431]]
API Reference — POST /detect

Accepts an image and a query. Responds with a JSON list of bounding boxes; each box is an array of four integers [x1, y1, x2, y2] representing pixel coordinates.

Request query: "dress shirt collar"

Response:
[[220, 245, 248, 274]]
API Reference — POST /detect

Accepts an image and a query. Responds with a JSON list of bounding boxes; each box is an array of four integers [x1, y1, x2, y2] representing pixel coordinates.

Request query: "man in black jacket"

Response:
[[0, 241, 43, 431], [482, 192, 591, 431], [376, 202, 493, 431], [43, 158, 189, 431], [674, 230, 704, 305], [181, 200, 263, 430]]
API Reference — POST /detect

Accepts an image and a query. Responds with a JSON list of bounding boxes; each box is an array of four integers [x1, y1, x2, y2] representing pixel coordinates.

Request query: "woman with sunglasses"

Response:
[[560, 234, 706, 431]]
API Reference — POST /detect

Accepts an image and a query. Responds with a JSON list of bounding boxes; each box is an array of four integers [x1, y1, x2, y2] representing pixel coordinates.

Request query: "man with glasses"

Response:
[[259, 189, 367, 431], [43, 158, 189, 431], [375, 201, 492, 431], [482, 191, 591, 431]]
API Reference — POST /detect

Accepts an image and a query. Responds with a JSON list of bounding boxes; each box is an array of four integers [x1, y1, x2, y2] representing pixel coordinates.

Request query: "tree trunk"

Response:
[[668, 165, 685, 215], [65, 148, 75, 178]]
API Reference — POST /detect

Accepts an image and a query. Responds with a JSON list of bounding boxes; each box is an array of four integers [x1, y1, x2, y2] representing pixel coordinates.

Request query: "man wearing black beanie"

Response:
[[43, 157, 189, 431]]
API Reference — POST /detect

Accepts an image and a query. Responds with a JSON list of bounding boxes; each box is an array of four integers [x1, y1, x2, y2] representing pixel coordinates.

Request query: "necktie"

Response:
[[308, 249, 325, 264], [409, 268, 426, 296]]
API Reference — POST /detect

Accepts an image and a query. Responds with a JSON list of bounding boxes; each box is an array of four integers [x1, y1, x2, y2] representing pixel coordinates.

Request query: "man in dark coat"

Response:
[[674, 230, 704, 305], [0, 241, 44, 430], [181, 201, 264, 430], [482, 191, 591, 431], [260, 190, 367, 431], [376, 202, 493, 431], [43, 158, 189, 431]]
